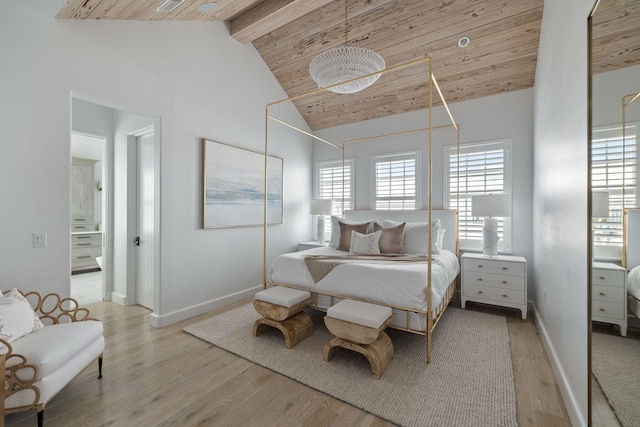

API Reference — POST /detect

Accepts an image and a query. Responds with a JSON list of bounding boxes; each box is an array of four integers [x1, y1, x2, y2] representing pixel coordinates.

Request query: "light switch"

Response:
[[33, 233, 47, 248]]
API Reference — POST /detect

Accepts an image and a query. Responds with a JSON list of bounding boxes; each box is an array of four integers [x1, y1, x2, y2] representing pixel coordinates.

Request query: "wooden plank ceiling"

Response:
[[56, 0, 639, 130]]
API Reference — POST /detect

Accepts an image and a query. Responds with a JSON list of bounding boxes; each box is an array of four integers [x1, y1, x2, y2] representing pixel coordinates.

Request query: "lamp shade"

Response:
[[592, 191, 610, 218], [471, 195, 511, 218], [310, 199, 333, 215]]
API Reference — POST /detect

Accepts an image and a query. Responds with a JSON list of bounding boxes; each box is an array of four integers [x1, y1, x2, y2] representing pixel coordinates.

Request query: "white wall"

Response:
[[0, 1, 312, 325], [313, 89, 534, 264], [532, 0, 593, 425], [593, 64, 640, 126]]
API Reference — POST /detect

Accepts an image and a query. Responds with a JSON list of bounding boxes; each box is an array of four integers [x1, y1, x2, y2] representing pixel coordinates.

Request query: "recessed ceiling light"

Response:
[[457, 36, 470, 48], [198, 2, 218, 13]]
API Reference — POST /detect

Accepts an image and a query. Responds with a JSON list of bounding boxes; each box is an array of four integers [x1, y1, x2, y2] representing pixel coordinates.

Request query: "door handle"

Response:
[[134, 236, 140, 246]]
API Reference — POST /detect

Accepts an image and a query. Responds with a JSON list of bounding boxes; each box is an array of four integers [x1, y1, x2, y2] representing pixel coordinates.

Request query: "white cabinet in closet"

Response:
[[461, 252, 528, 320], [71, 158, 101, 273], [592, 262, 627, 336]]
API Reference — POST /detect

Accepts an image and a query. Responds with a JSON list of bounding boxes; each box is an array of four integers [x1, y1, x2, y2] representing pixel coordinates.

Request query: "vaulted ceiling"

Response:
[[56, 0, 640, 130]]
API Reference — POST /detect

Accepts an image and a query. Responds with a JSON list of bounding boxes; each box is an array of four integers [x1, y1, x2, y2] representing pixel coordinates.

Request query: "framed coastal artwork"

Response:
[[203, 139, 283, 228]]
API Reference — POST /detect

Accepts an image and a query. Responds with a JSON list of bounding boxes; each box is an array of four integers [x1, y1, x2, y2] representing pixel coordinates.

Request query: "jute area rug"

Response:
[[183, 303, 517, 427], [592, 332, 640, 427]]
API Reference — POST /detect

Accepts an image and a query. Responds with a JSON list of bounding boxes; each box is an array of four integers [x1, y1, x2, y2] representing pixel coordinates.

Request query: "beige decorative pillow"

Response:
[[373, 222, 405, 254], [350, 230, 382, 255], [337, 221, 371, 251], [329, 216, 375, 247]]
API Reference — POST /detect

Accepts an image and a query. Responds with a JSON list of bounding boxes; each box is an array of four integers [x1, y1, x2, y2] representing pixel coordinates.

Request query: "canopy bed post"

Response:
[[426, 57, 433, 364], [263, 105, 269, 289]]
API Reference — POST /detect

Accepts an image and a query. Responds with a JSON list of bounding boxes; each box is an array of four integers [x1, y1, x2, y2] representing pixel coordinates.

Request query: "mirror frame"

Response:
[[587, 2, 597, 424]]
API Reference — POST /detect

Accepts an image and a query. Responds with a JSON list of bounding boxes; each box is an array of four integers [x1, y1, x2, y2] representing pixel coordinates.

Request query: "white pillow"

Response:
[[329, 216, 376, 248], [350, 230, 382, 255], [382, 219, 442, 254], [0, 288, 45, 344]]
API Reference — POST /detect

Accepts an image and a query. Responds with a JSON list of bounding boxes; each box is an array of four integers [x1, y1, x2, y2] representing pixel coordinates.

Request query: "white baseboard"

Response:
[[532, 303, 586, 427], [110, 292, 128, 306], [149, 284, 263, 328]]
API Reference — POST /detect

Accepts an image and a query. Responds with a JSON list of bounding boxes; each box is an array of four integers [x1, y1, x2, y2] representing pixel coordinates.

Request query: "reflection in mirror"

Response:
[[590, 1, 640, 425]]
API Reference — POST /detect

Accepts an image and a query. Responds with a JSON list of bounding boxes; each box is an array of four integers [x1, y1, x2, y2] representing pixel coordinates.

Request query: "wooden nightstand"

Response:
[[592, 262, 627, 336], [298, 241, 327, 251], [461, 253, 528, 319]]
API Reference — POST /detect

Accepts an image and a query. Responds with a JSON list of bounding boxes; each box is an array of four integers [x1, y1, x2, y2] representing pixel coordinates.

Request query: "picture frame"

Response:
[[203, 139, 283, 229]]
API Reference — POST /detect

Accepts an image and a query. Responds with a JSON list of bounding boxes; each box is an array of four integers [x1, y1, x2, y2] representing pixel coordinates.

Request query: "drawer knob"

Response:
[[478, 291, 483, 294], [502, 267, 508, 271], [599, 276, 605, 280], [478, 265, 483, 268], [77, 243, 92, 246], [477, 278, 483, 282], [77, 255, 92, 259], [502, 294, 508, 298], [77, 236, 91, 239], [599, 292, 606, 296], [502, 280, 508, 284], [599, 308, 606, 312]]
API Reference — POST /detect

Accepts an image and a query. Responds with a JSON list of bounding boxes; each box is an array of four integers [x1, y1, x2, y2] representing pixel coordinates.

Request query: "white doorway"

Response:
[[71, 96, 160, 316]]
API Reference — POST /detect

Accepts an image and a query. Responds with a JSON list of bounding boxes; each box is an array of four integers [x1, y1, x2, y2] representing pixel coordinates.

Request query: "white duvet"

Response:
[[628, 266, 640, 317], [268, 246, 460, 314]]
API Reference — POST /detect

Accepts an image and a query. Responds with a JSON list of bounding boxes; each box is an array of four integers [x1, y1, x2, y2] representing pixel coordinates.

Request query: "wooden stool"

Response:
[[253, 287, 313, 349], [323, 299, 394, 379]]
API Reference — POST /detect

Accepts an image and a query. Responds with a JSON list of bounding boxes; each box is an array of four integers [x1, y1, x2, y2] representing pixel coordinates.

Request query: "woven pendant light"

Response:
[[309, 0, 385, 94]]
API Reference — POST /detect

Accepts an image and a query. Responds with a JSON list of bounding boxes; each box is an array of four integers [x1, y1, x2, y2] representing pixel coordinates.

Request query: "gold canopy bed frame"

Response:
[[261, 56, 460, 363], [622, 92, 640, 317]]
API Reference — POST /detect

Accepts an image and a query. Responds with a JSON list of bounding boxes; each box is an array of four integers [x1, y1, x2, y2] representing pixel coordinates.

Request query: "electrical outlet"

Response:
[[33, 233, 47, 248]]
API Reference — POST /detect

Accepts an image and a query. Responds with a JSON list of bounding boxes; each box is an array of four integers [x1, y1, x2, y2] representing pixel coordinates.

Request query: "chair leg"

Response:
[[37, 410, 44, 427], [98, 357, 103, 379]]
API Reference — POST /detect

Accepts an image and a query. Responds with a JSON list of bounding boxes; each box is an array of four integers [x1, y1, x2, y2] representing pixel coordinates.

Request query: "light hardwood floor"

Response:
[[5, 300, 571, 427]]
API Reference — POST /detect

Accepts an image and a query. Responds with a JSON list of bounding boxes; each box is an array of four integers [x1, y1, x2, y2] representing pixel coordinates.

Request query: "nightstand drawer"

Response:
[[463, 259, 525, 277], [593, 301, 625, 320], [463, 271, 524, 291], [463, 284, 525, 305], [592, 268, 625, 287], [592, 284, 625, 303]]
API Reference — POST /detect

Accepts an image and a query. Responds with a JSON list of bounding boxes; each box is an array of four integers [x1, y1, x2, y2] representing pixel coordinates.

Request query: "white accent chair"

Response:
[[1, 291, 104, 427]]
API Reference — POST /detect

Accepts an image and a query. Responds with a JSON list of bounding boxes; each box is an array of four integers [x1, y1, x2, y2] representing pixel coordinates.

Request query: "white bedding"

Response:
[[628, 266, 640, 317], [268, 246, 460, 331]]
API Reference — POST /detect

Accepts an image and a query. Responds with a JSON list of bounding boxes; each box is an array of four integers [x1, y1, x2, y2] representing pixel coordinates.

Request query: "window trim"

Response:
[[443, 139, 512, 253], [370, 150, 421, 210]]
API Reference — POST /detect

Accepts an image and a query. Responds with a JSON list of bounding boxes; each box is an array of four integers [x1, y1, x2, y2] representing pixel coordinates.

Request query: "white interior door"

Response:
[[135, 130, 154, 309]]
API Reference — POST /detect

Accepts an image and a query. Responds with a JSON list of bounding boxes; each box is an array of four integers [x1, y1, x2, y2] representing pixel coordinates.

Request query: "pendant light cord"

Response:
[[344, 0, 348, 46]]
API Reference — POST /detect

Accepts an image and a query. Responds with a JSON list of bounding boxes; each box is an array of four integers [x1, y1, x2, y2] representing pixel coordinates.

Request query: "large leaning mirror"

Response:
[[589, 1, 640, 425]]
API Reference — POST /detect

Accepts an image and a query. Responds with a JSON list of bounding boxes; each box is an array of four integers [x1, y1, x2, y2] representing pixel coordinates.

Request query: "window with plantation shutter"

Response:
[[315, 159, 354, 239], [592, 124, 637, 259], [373, 152, 419, 210], [445, 140, 512, 252]]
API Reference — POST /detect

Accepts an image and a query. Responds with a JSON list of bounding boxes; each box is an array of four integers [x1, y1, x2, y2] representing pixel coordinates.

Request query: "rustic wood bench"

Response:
[[253, 287, 313, 349], [323, 299, 394, 379]]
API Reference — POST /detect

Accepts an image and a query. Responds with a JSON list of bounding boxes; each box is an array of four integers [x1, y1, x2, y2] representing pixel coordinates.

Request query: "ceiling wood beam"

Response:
[[230, 0, 335, 44]]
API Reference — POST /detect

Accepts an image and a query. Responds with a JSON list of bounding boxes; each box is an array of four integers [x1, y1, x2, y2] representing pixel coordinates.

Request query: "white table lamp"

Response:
[[310, 199, 333, 243], [471, 194, 511, 256], [592, 191, 610, 260]]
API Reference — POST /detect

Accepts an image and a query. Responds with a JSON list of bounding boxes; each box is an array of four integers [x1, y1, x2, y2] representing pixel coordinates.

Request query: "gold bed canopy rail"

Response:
[[262, 55, 460, 363]]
